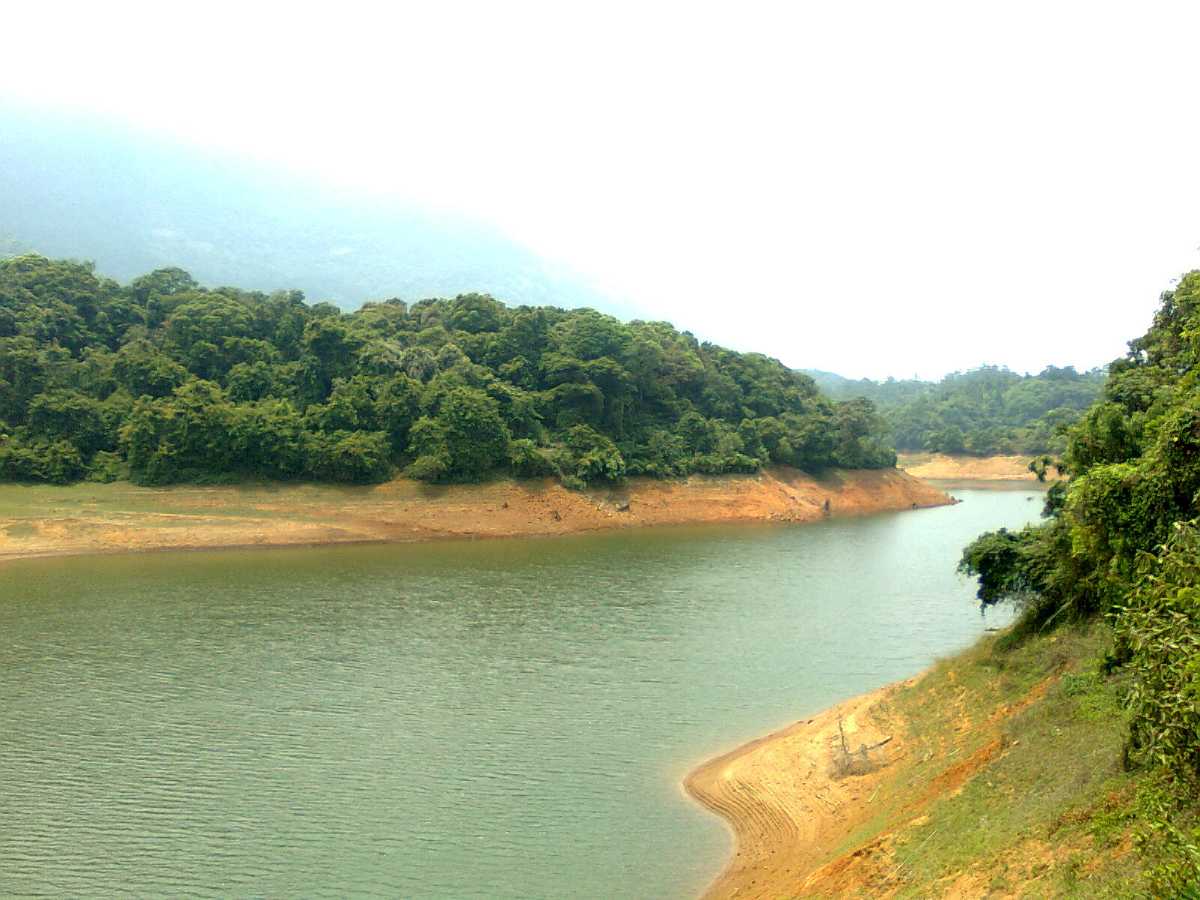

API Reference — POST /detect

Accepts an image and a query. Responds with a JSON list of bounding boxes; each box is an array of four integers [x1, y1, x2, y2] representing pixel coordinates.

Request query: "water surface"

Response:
[[1, 488, 1038, 897]]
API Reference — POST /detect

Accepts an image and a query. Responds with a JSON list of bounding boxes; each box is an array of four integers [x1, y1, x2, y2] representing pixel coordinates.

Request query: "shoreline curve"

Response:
[[683, 679, 913, 899]]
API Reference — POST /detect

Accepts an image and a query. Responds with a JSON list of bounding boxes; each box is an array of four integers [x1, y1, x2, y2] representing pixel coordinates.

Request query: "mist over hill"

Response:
[[0, 105, 621, 313]]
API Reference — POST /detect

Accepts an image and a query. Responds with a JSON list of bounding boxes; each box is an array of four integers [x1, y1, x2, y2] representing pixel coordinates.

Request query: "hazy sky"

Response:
[[3, 2, 1199, 379]]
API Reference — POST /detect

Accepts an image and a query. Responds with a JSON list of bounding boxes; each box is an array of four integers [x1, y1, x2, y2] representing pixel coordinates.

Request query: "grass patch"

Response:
[[809, 623, 1154, 897]]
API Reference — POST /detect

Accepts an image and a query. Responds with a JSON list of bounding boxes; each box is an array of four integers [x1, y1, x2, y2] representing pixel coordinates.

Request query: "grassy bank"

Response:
[[813, 624, 1142, 897]]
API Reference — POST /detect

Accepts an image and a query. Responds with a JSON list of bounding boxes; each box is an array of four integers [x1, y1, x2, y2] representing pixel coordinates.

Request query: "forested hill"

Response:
[[0, 254, 895, 486], [805, 365, 1105, 455]]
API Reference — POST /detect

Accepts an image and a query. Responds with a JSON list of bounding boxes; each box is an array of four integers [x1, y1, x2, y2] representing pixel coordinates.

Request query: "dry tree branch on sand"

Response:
[[832, 716, 893, 778]]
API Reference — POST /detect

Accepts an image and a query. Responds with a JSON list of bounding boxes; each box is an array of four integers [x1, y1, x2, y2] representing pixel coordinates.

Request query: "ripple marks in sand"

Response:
[[684, 685, 904, 900]]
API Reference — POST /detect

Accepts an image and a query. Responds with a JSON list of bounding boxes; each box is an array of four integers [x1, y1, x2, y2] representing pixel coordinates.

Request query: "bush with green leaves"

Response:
[[305, 430, 393, 484], [1118, 521, 1200, 782], [564, 425, 626, 484], [0, 437, 85, 483], [958, 270, 1200, 882]]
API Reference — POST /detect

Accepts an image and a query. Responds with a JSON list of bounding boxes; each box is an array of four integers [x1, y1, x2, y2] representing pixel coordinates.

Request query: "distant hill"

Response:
[[802, 365, 1106, 455], [0, 104, 621, 313], [803, 369, 929, 407]]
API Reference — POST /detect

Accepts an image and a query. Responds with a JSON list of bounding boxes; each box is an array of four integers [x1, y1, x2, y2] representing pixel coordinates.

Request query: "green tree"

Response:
[[112, 341, 189, 399], [27, 390, 112, 456], [408, 387, 510, 482]]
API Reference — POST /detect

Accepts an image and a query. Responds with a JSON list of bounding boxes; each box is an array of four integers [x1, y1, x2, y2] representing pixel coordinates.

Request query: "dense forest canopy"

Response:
[[959, 272, 1200, 891], [806, 365, 1105, 456], [0, 254, 895, 486]]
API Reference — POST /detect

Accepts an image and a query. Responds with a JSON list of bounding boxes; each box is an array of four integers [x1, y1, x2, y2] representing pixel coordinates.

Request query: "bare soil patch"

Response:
[[897, 453, 1063, 483]]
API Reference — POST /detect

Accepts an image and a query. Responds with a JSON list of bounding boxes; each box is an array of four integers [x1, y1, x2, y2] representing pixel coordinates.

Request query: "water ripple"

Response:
[[0, 490, 1033, 898]]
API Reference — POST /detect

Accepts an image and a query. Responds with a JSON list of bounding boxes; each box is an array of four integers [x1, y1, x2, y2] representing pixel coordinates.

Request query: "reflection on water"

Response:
[[0, 489, 1036, 898]]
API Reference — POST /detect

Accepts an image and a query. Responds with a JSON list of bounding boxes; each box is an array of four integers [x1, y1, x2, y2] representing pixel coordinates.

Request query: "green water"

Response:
[[1, 488, 1038, 898]]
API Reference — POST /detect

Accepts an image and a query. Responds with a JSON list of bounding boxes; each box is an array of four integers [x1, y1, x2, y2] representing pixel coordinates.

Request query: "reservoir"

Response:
[[1, 487, 1038, 898]]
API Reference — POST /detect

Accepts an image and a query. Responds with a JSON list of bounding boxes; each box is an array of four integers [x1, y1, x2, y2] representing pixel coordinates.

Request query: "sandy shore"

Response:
[[0, 466, 949, 563], [896, 452, 1062, 482], [685, 682, 909, 899]]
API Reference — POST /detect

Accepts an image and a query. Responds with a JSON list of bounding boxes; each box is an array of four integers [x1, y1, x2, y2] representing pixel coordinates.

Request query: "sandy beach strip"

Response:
[[0, 466, 949, 563]]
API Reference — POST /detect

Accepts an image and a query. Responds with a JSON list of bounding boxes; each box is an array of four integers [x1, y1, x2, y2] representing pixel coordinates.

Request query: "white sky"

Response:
[[3, 1, 1199, 379]]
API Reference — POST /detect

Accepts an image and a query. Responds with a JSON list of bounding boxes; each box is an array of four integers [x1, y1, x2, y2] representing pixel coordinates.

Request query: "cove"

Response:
[[0, 488, 1038, 898]]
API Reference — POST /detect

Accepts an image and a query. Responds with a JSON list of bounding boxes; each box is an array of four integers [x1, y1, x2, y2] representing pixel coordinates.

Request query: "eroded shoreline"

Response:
[[0, 466, 949, 563]]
